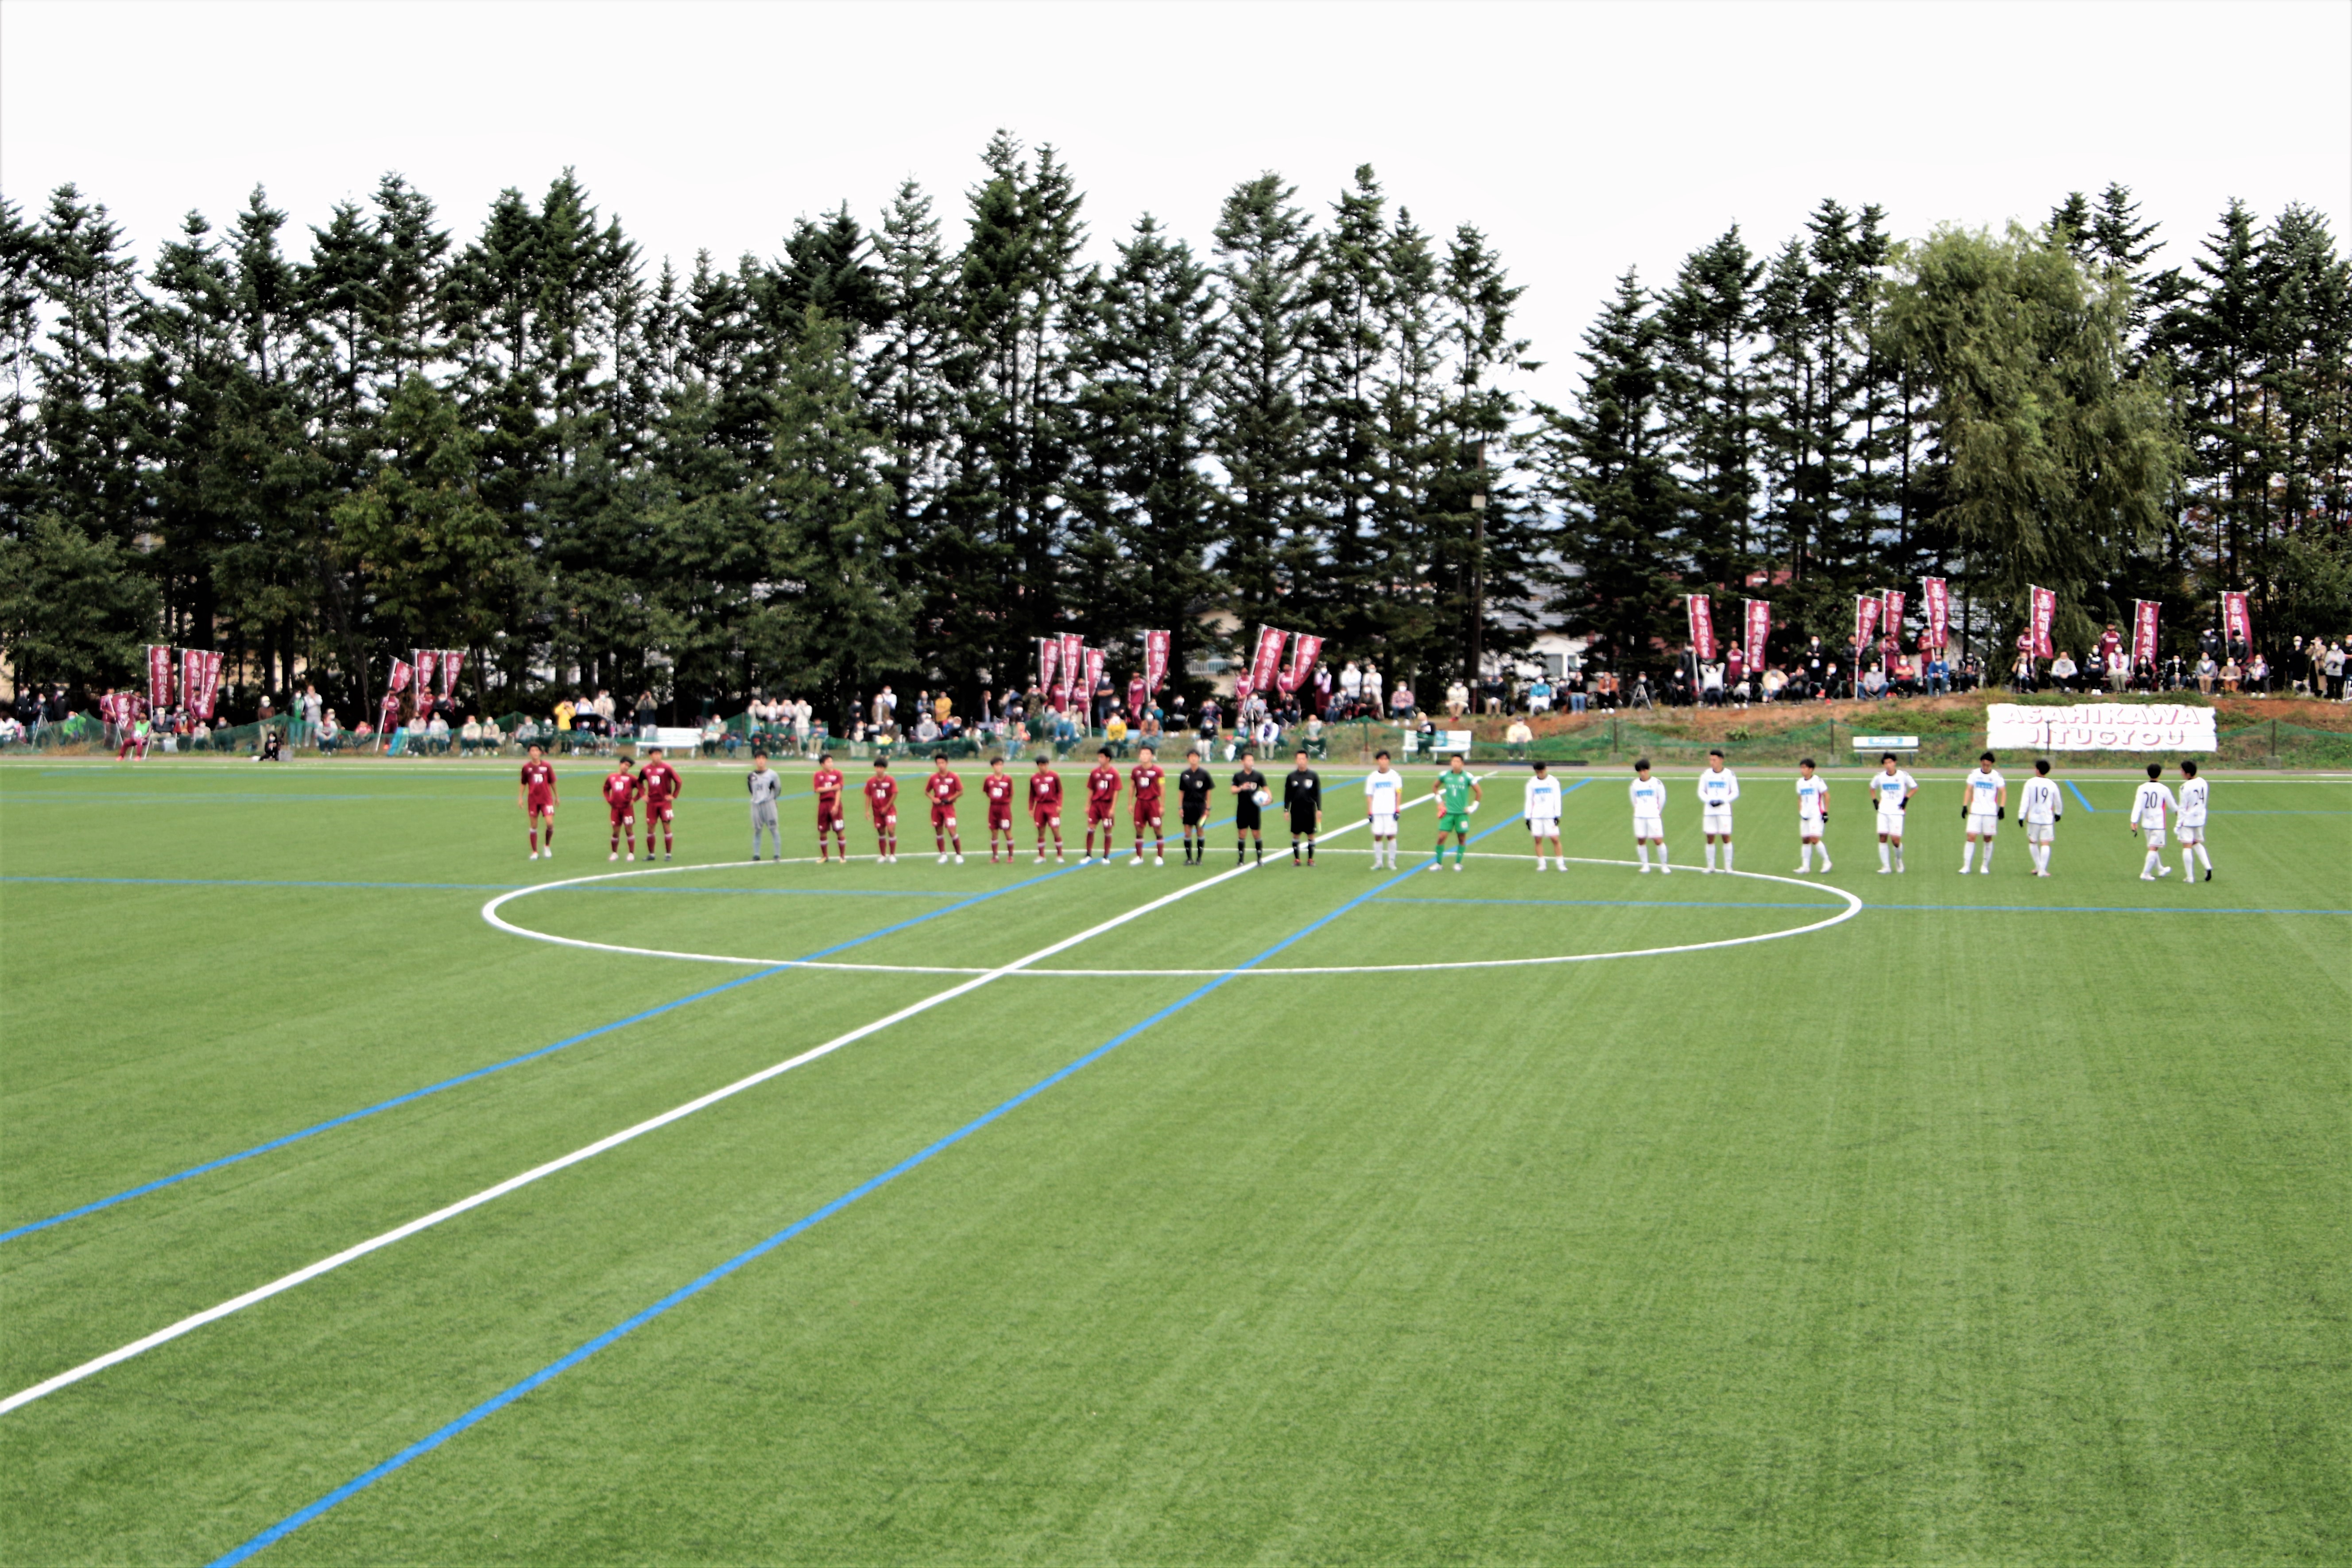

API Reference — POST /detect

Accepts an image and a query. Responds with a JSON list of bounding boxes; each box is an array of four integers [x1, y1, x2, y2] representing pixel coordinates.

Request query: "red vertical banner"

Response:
[[1142, 629, 1171, 694], [1279, 631, 1321, 693], [1743, 600, 1771, 668], [2132, 599, 2161, 667], [440, 650, 464, 697], [388, 658, 413, 694], [411, 649, 437, 698], [147, 645, 176, 709], [1037, 637, 1061, 701], [1058, 632, 1084, 707], [181, 650, 222, 720], [1854, 594, 1881, 650], [1248, 625, 1288, 693], [2028, 586, 2057, 659], [1081, 644, 1106, 700], [1921, 577, 1950, 649], [2220, 591, 2252, 646], [1879, 589, 1906, 654], [1686, 596, 1717, 661]]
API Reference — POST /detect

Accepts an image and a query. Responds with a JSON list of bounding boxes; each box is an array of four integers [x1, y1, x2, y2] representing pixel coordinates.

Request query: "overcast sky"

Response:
[[4, 0, 2346, 410]]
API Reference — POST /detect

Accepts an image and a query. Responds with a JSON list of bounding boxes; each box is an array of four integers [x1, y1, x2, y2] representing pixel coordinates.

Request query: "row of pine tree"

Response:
[[1, 138, 2345, 722]]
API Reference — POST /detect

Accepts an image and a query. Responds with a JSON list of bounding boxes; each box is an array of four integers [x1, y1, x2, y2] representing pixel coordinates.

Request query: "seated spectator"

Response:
[[1762, 667, 1788, 702], [316, 712, 340, 753], [1701, 662, 1724, 705], [460, 716, 483, 754], [1302, 713, 1325, 757], [2050, 650, 2078, 691], [425, 712, 451, 753], [1861, 664, 1887, 700], [2247, 652, 2270, 693], [1504, 717, 1533, 759], [2220, 657, 2242, 693], [2196, 653, 2218, 693]]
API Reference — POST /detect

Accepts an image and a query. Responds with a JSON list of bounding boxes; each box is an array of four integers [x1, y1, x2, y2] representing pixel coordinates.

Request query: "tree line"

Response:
[[1, 139, 2345, 724]]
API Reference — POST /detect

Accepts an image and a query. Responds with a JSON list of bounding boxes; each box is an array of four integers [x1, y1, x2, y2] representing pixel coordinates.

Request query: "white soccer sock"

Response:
[[2197, 844, 2212, 869], [1878, 843, 1890, 871], [1656, 843, 1669, 868], [1798, 844, 1811, 871], [1980, 842, 1992, 870], [1635, 842, 1649, 867], [1723, 844, 1735, 871], [1961, 842, 1976, 871], [2181, 848, 2197, 877], [1704, 843, 1717, 870], [2143, 849, 2161, 876]]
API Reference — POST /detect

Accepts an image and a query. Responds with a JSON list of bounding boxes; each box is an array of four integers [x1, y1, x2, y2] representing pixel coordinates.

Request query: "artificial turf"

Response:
[[0, 755, 2344, 1564]]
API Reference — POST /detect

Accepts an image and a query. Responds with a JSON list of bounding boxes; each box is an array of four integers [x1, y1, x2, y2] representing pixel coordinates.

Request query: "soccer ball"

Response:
[[1253, 788, 1271, 807]]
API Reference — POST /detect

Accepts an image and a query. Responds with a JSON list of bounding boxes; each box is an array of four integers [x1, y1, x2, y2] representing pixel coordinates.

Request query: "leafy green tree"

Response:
[[0, 513, 159, 691], [1209, 173, 1317, 627]]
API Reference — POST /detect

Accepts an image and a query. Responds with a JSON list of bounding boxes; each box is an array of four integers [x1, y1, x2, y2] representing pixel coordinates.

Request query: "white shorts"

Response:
[[1527, 817, 1558, 838], [1702, 808, 1734, 835], [1876, 810, 1906, 837], [1633, 815, 1663, 840], [1967, 812, 1999, 836], [1798, 813, 1825, 837], [2177, 823, 2203, 845], [2025, 820, 2055, 844], [1370, 813, 1398, 837], [2140, 827, 2167, 848]]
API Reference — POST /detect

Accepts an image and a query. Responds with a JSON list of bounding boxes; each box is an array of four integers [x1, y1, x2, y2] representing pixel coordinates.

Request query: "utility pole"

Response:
[[1469, 439, 1487, 689]]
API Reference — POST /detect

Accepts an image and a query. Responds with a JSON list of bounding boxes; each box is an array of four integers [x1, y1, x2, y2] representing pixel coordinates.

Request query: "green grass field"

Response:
[[2, 755, 2345, 1565]]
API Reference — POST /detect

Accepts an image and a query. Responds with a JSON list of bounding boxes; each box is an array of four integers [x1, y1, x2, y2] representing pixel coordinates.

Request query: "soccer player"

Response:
[[1959, 751, 2005, 874], [1129, 745, 1167, 865], [1176, 748, 1215, 865], [748, 751, 783, 860], [1794, 758, 1831, 873], [1283, 749, 1322, 865], [1081, 748, 1121, 864], [1028, 754, 1065, 863], [812, 751, 848, 863], [924, 752, 965, 864], [519, 743, 558, 859], [639, 747, 683, 861], [2019, 759, 2064, 877], [864, 757, 900, 862], [2129, 761, 2177, 880], [604, 756, 644, 861], [981, 755, 1017, 862], [1695, 750, 1740, 872], [1429, 754, 1480, 871], [1524, 760, 1563, 870], [2177, 759, 2213, 881], [1230, 751, 1268, 865], [1629, 758, 1668, 873], [1868, 753, 1918, 873], [1363, 750, 1405, 870]]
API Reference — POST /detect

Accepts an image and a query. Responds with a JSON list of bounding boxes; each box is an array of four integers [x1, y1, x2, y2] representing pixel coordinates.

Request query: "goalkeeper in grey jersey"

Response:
[[748, 751, 784, 860]]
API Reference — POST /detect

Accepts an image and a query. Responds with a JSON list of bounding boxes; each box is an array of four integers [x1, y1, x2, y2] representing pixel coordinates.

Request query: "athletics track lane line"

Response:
[[0, 789, 1437, 1417], [196, 809, 1520, 1566], [0, 863, 1076, 1247]]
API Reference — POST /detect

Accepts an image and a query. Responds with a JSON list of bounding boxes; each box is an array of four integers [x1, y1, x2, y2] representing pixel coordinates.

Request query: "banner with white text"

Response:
[[1985, 703, 2216, 752]]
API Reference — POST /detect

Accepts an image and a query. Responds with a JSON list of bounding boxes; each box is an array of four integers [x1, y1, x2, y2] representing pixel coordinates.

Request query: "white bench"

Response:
[[1403, 729, 1475, 757], [1852, 733, 1920, 753]]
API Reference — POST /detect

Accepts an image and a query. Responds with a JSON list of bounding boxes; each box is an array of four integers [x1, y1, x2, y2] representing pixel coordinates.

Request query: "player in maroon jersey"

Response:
[[980, 755, 1018, 862], [1081, 747, 1122, 864], [637, 747, 683, 861], [1128, 744, 1167, 865], [811, 751, 848, 863], [925, 752, 965, 864], [1027, 755, 1065, 863], [518, 744, 558, 859], [863, 757, 900, 863], [603, 758, 645, 861]]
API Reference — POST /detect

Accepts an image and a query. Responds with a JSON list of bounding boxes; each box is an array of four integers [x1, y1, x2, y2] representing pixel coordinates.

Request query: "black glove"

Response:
[[1997, 806, 2005, 820], [1899, 798, 1908, 811], [1961, 805, 1968, 820]]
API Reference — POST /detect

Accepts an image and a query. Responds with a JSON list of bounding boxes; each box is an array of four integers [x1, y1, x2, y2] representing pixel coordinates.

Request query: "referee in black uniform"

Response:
[[1283, 749, 1322, 866], [1230, 751, 1267, 865], [1178, 747, 1215, 865]]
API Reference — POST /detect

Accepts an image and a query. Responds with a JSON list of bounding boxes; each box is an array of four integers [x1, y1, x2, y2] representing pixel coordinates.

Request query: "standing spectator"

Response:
[[300, 684, 323, 746], [2096, 623, 2124, 679], [2325, 640, 2346, 701], [1362, 660, 1383, 717], [872, 685, 897, 732], [1339, 660, 1364, 716], [635, 690, 658, 739]]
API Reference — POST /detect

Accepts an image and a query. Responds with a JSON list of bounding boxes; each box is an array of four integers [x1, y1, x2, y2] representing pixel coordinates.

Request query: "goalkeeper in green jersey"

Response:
[[1428, 755, 1482, 871]]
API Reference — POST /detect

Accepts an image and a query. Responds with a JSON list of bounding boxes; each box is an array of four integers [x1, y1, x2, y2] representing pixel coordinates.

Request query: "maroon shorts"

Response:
[[1132, 796, 1163, 825], [1087, 802, 1117, 827], [930, 802, 957, 829], [816, 797, 844, 829], [608, 804, 634, 825], [527, 794, 556, 817]]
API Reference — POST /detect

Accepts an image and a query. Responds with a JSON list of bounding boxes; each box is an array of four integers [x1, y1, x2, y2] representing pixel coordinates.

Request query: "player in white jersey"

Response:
[[1524, 761, 1564, 869], [2129, 761, 2177, 880], [2175, 759, 2213, 880], [1868, 753, 1918, 873], [2018, 758, 2065, 876], [1958, 751, 2006, 874], [1793, 758, 1832, 872], [1629, 758, 1670, 873], [1696, 750, 1740, 872], [1363, 750, 1406, 869]]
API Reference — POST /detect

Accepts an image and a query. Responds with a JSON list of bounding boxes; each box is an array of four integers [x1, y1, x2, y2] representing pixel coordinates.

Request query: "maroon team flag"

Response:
[[1058, 632, 1084, 707], [2220, 590, 2252, 647], [1142, 629, 1171, 695], [439, 649, 464, 697], [1854, 594, 1882, 650], [2028, 585, 2058, 659], [1247, 625, 1288, 694], [388, 657, 413, 694], [411, 649, 437, 698], [2132, 599, 2161, 668], [1743, 600, 1771, 668], [146, 644, 176, 710], [1686, 595, 1717, 661], [180, 649, 222, 721], [1922, 576, 1950, 650], [1278, 630, 1321, 693], [1037, 636, 1060, 697], [1081, 644, 1106, 701], [1880, 589, 1906, 654]]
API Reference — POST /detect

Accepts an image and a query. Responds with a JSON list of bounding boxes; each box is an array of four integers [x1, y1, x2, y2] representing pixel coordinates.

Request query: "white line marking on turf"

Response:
[[0, 794, 1425, 1418]]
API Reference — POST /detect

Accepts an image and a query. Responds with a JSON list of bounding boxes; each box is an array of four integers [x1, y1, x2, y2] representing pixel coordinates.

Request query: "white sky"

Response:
[[4, 0, 2346, 410]]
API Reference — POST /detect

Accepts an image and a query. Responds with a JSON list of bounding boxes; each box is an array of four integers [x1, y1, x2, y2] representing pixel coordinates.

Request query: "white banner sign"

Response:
[[1985, 703, 2216, 752]]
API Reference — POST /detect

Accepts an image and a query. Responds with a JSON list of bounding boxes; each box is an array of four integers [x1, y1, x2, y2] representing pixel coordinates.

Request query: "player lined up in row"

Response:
[[1617, 750, 2216, 882]]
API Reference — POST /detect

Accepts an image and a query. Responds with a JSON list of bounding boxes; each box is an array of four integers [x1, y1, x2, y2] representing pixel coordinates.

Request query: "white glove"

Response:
[[1468, 800, 1479, 813]]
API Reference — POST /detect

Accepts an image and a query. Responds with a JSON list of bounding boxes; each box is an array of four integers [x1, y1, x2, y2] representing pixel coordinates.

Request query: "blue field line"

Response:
[[202, 812, 1526, 1568], [0, 863, 1078, 1247], [2065, 781, 2096, 813]]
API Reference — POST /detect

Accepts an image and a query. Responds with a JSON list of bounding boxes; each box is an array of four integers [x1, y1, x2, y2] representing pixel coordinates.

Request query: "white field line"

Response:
[[0, 792, 1425, 1417]]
